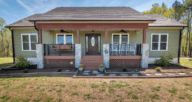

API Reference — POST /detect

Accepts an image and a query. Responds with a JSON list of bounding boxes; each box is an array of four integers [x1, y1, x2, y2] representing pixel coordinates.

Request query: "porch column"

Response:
[[75, 44, 81, 68], [76, 29, 80, 44], [36, 44, 44, 69], [105, 29, 108, 44], [103, 44, 109, 68], [141, 44, 149, 68], [38, 29, 42, 44], [143, 29, 146, 44]]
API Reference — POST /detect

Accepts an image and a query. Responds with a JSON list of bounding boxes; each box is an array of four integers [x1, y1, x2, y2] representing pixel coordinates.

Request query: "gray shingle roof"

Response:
[[144, 14, 186, 27], [7, 7, 186, 27]]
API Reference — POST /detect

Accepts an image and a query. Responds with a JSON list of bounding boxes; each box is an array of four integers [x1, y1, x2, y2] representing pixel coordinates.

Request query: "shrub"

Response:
[[23, 69, 29, 73], [155, 52, 173, 66], [16, 55, 30, 69], [123, 67, 127, 71], [57, 68, 62, 72], [79, 64, 83, 68], [155, 67, 162, 71], [99, 64, 104, 67]]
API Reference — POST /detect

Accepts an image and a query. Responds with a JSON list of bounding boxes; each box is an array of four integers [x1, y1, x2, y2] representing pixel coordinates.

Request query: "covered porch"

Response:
[[34, 23, 149, 70]]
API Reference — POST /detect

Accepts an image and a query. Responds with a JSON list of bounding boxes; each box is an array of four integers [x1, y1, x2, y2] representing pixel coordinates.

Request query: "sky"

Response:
[[0, 0, 183, 25]]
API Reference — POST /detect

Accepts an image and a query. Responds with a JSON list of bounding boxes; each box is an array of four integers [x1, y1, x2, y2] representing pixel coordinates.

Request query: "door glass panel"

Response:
[[98, 35, 100, 52], [121, 35, 128, 44], [86, 35, 88, 52], [57, 35, 64, 44], [91, 36, 95, 46], [113, 35, 119, 44], [66, 35, 72, 44]]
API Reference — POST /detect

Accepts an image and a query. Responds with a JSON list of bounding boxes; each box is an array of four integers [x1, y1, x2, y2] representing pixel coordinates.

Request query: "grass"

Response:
[[0, 77, 192, 101], [0, 57, 14, 68], [180, 59, 192, 68]]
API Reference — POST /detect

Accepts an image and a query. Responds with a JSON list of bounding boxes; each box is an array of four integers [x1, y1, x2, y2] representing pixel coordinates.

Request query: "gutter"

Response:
[[34, 21, 39, 43], [9, 27, 15, 64], [178, 27, 185, 63]]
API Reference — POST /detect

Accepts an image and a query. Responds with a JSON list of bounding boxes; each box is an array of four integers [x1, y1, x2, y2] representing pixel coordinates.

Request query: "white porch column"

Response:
[[103, 44, 109, 68], [75, 44, 82, 68], [36, 44, 44, 69], [141, 44, 149, 68]]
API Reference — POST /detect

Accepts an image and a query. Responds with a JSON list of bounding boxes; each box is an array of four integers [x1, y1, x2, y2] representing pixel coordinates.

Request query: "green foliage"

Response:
[[149, 94, 159, 99], [99, 64, 103, 67], [184, 83, 191, 86], [79, 64, 83, 68], [132, 94, 139, 99], [155, 52, 173, 66], [16, 55, 30, 69], [57, 68, 62, 72], [90, 84, 99, 88], [169, 87, 178, 94], [71, 91, 78, 95], [155, 67, 162, 71], [108, 87, 115, 93], [110, 80, 116, 83], [123, 67, 127, 71], [151, 86, 161, 91], [23, 69, 29, 73], [114, 84, 125, 88]]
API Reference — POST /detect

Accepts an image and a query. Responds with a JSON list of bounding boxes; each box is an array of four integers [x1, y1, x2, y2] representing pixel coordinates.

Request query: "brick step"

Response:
[[81, 55, 103, 70]]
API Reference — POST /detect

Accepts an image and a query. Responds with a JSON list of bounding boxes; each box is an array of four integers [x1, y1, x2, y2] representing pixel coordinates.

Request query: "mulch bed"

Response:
[[106, 64, 191, 72], [0, 65, 77, 74]]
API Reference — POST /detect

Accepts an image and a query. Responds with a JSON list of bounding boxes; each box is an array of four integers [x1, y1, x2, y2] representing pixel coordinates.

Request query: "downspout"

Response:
[[34, 21, 39, 43], [178, 27, 184, 63], [9, 27, 15, 63]]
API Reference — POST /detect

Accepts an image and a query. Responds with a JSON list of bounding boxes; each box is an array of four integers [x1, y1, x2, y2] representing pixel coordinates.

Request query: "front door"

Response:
[[85, 34, 101, 55]]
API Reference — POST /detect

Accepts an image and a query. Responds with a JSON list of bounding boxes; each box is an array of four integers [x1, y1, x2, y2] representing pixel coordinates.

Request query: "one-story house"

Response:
[[6, 7, 187, 70]]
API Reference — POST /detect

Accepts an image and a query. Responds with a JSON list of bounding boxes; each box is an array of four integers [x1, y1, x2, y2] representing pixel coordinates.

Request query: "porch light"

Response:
[[92, 30, 94, 34]]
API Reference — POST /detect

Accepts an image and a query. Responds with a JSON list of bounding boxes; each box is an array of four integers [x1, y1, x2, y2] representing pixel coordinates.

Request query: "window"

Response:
[[112, 34, 129, 44], [56, 34, 73, 44], [151, 33, 168, 51], [21, 33, 38, 51]]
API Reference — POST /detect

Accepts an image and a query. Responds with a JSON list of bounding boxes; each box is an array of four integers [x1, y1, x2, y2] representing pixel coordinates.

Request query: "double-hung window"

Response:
[[151, 33, 168, 51], [56, 34, 73, 44], [112, 34, 129, 44], [21, 33, 38, 51]]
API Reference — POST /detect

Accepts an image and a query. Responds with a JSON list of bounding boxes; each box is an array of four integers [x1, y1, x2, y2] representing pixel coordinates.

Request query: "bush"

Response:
[[155, 52, 173, 66], [57, 68, 62, 72], [23, 69, 29, 73], [155, 67, 162, 71], [99, 64, 104, 67], [79, 64, 83, 68], [16, 55, 30, 69], [123, 67, 127, 71]]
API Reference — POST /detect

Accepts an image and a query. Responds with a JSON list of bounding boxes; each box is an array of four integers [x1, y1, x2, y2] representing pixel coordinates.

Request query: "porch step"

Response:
[[81, 55, 103, 70]]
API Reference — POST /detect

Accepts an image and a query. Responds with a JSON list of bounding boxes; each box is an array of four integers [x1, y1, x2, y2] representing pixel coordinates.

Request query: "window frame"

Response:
[[151, 33, 169, 51], [56, 33, 73, 44], [112, 33, 129, 44], [21, 33, 38, 51]]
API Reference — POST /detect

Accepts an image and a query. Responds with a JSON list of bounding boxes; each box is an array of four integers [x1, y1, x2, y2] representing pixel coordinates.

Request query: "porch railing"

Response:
[[109, 44, 141, 56], [44, 44, 75, 56]]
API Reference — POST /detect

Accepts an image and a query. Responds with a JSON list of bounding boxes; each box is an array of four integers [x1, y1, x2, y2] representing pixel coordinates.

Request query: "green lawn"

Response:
[[0, 57, 14, 68], [180, 59, 192, 68], [0, 77, 192, 102]]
